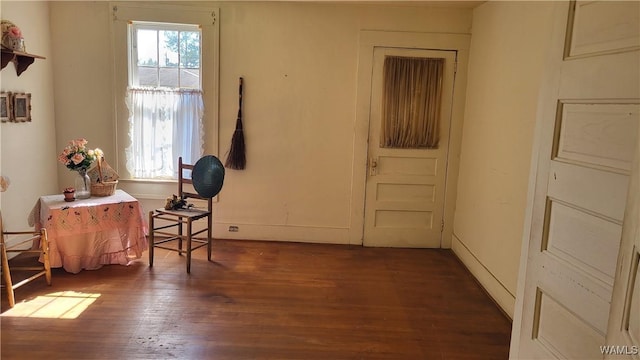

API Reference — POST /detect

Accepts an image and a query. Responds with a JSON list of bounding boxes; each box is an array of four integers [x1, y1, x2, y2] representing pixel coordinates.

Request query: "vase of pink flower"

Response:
[[73, 169, 91, 199], [58, 138, 103, 199]]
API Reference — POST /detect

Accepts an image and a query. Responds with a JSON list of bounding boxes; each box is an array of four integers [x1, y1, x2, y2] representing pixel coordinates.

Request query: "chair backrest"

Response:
[[178, 157, 213, 213], [0, 210, 4, 246], [0, 210, 6, 247]]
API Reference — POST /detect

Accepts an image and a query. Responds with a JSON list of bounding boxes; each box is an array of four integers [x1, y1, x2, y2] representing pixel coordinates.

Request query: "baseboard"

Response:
[[451, 233, 515, 319], [212, 222, 352, 245]]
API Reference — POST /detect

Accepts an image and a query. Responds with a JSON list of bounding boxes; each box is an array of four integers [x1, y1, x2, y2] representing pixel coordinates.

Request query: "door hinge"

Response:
[[441, 220, 445, 232], [454, 61, 458, 74]]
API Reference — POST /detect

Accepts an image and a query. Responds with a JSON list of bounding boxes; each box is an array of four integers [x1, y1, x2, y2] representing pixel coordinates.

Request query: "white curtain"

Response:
[[125, 88, 204, 179]]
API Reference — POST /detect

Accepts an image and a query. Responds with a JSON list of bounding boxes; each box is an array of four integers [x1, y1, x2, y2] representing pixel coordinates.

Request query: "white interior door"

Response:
[[363, 47, 456, 248], [606, 118, 640, 359], [511, 1, 640, 359]]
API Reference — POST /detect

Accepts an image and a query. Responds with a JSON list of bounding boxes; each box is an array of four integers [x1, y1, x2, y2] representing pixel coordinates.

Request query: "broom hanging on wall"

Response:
[[225, 77, 246, 170]]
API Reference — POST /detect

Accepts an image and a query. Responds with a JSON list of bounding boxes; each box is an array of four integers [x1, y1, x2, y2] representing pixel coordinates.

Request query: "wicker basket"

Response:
[[91, 180, 118, 197]]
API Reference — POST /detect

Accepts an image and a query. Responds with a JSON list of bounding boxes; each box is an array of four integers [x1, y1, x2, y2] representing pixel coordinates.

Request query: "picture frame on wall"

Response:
[[12, 92, 31, 122], [0, 92, 11, 122]]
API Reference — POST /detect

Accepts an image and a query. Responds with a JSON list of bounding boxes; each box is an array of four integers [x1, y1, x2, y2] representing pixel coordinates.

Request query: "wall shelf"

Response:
[[1, 49, 45, 76]]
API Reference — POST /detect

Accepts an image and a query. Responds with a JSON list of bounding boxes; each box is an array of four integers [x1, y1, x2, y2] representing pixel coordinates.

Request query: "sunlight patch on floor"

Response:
[[1, 291, 100, 319]]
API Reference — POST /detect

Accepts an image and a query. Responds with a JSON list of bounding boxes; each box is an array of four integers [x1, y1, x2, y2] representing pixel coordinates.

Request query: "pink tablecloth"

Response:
[[29, 190, 148, 274]]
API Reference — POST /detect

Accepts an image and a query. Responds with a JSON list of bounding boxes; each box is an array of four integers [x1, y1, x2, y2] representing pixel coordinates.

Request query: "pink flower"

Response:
[[8, 26, 21, 38], [71, 153, 85, 165], [58, 138, 101, 171], [71, 138, 88, 148], [57, 153, 70, 165]]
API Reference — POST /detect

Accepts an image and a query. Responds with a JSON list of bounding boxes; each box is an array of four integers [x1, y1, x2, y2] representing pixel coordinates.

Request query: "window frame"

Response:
[[129, 21, 202, 90], [111, 3, 219, 187]]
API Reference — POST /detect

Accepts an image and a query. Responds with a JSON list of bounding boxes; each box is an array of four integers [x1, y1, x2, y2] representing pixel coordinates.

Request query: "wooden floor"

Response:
[[1, 239, 511, 359]]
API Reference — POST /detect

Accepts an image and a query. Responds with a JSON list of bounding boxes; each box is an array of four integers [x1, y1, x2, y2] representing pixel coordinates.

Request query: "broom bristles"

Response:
[[226, 78, 246, 170], [225, 128, 246, 170]]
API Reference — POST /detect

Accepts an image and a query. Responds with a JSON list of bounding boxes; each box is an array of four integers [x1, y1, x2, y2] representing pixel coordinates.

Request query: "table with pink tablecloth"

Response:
[[30, 189, 148, 274]]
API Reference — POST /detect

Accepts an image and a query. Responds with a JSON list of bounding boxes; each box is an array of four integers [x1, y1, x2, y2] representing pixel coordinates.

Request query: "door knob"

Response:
[[369, 157, 378, 176]]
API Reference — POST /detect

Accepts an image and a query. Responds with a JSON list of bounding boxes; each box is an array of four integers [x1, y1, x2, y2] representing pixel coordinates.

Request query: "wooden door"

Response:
[[511, 1, 640, 359], [605, 110, 640, 358], [363, 47, 456, 248]]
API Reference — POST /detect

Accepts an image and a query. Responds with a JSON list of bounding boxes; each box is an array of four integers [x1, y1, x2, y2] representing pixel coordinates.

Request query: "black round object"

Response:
[[192, 155, 225, 198]]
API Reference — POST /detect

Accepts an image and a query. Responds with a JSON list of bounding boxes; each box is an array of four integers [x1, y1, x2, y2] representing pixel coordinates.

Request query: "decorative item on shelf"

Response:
[[1, 20, 24, 52], [63, 187, 75, 202], [88, 151, 119, 197], [0, 20, 45, 76], [58, 138, 101, 199]]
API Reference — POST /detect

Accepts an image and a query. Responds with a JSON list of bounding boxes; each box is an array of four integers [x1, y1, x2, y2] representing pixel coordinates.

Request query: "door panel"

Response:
[[547, 160, 629, 221], [556, 103, 639, 172], [567, 0, 639, 57], [512, 1, 640, 359], [363, 47, 456, 248], [536, 289, 606, 359], [546, 200, 622, 284], [605, 102, 640, 360]]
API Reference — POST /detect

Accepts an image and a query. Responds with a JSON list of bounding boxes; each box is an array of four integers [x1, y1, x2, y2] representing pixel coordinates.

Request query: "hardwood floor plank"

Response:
[[2, 239, 511, 359]]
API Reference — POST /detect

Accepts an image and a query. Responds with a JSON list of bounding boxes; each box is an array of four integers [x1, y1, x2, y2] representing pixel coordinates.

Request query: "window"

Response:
[[130, 22, 201, 89], [380, 56, 444, 149], [126, 22, 203, 180], [112, 4, 219, 183]]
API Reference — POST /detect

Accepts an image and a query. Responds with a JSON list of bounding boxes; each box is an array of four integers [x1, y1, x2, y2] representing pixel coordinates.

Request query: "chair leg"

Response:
[[41, 229, 52, 286], [178, 216, 183, 256], [186, 219, 192, 274], [1, 243, 16, 308], [148, 211, 155, 268], [207, 213, 213, 262]]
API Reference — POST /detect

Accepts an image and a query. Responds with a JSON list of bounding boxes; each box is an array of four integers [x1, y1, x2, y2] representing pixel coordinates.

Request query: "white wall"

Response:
[[49, 1, 473, 244], [50, 2, 112, 192], [451, 1, 555, 318], [0, 0, 564, 320], [0, 1, 57, 231]]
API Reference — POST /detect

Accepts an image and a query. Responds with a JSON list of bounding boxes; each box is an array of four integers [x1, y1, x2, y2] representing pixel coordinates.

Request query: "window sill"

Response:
[[118, 178, 177, 185]]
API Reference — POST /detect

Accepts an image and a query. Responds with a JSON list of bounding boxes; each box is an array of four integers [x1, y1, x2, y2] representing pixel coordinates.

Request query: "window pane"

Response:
[[137, 67, 158, 87], [180, 69, 200, 88], [380, 56, 444, 149], [180, 31, 200, 68], [136, 29, 157, 66], [126, 21, 207, 181], [159, 30, 179, 67], [159, 67, 179, 87]]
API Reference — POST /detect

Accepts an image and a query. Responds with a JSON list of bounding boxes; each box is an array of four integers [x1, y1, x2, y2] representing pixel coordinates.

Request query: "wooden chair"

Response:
[[1, 211, 52, 307], [149, 156, 224, 273]]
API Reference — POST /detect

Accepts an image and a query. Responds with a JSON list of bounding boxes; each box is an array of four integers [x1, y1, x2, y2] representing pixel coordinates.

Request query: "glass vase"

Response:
[[75, 169, 91, 199]]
